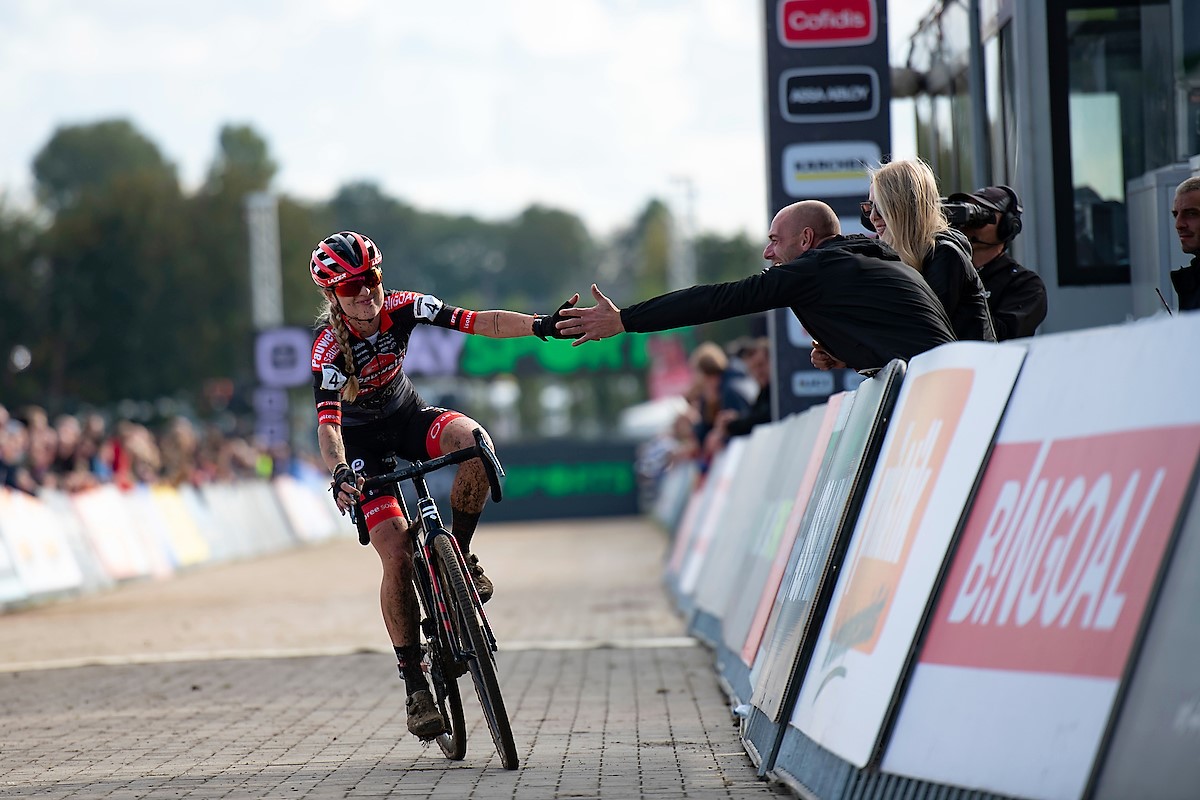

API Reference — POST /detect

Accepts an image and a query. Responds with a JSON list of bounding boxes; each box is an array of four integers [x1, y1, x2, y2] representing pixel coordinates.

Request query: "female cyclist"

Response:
[[310, 230, 576, 739], [865, 159, 996, 342]]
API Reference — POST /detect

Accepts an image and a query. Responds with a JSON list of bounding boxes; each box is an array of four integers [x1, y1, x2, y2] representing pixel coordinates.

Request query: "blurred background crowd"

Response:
[[635, 335, 773, 494], [0, 402, 301, 495]]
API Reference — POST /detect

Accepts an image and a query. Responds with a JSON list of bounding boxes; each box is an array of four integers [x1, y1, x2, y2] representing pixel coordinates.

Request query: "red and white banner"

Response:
[[791, 342, 1027, 767], [884, 314, 1200, 800]]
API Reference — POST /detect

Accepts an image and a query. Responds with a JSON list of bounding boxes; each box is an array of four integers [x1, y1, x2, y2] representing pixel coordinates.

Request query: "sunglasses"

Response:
[[859, 200, 877, 217], [332, 267, 382, 297]]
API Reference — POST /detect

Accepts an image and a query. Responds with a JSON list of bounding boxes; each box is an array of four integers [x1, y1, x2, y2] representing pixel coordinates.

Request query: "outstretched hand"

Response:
[[555, 284, 625, 346], [532, 293, 582, 340]]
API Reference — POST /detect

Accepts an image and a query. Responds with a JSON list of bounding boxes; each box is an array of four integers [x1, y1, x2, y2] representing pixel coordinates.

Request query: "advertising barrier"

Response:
[[1092, 462, 1200, 800], [788, 342, 1027, 769], [0, 488, 84, 599], [0, 529, 24, 604], [0, 475, 346, 612], [40, 490, 115, 595], [148, 485, 212, 567], [739, 398, 842, 672], [716, 410, 828, 704], [676, 438, 750, 613], [664, 459, 726, 605], [70, 486, 158, 581], [690, 422, 790, 648], [883, 316, 1200, 800], [744, 359, 905, 773]]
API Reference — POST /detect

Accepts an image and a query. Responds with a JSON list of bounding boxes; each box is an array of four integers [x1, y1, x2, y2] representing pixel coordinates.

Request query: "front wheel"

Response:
[[428, 638, 466, 761], [432, 534, 519, 770]]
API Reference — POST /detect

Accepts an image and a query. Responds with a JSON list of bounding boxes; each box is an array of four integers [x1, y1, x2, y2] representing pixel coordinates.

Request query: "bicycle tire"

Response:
[[429, 638, 467, 761], [432, 534, 519, 770]]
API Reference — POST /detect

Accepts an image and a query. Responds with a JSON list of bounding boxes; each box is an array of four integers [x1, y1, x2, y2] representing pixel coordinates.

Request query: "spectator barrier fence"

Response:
[[656, 313, 1200, 800], [0, 468, 350, 610]]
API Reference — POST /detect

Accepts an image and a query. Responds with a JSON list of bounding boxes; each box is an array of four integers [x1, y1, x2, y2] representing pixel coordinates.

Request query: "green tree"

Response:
[[183, 124, 281, 397], [206, 125, 277, 196], [609, 199, 673, 299], [503, 204, 593, 308], [32, 119, 176, 213], [28, 120, 198, 407], [279, 196, 331, 328], [0, 198, 42, 405]]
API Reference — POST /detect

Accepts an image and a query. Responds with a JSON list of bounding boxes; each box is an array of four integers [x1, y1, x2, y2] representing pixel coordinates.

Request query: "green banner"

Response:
[[459, 332, 664, 376]]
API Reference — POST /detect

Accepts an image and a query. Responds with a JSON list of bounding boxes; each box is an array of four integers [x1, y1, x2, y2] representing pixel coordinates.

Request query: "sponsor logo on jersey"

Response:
[[358, 352, 403, 389], [311, 329, 339, 368]]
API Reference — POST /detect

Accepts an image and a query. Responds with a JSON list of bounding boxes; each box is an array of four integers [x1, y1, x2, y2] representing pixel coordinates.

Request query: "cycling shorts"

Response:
[[340, 405, 466, 501]]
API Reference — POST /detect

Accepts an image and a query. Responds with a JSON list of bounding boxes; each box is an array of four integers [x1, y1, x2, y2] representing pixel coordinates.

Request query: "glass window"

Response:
[[1049, 1, 1172, 285], [951, 88, 976, 190], [984, 25, 1018, 186]]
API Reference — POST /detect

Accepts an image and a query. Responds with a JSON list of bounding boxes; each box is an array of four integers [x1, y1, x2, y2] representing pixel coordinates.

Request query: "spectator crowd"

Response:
[[0, 403, 290, 496]]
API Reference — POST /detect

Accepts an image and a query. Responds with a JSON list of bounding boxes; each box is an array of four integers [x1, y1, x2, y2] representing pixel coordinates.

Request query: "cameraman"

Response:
[[946, 186, 1048, 340]]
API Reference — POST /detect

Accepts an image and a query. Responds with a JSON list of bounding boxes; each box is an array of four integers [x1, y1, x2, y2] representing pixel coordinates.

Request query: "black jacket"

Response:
[[1171, 257, 1200, 312], [921, 229, 997, 342], [726, 385, 771, 438], [620, 235, 956, 373], [977, 250, 1048, 339]]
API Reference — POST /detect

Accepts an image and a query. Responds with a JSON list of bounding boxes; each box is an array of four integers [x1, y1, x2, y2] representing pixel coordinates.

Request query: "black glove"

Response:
[[329, 463, 361, 499], [532, 295, 582, 341]]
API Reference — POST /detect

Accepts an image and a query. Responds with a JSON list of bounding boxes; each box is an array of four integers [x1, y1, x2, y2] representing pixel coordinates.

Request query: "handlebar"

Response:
[[361, 427, 504, 503]]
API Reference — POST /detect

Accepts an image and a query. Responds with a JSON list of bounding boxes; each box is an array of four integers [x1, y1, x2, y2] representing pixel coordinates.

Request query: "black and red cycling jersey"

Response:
[[311, 289, 477, 427]]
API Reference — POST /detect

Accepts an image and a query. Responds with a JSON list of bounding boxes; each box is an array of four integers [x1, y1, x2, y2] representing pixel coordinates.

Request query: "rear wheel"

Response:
[[432, 534, 519, 770]]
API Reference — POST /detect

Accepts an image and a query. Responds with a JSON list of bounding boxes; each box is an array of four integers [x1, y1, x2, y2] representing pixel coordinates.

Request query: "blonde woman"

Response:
[[865, 159, 996, 342], [309, 230, 577, 739]]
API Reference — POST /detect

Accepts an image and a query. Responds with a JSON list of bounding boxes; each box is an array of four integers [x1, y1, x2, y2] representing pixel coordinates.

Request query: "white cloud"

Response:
[[0, 0, 925, 239]]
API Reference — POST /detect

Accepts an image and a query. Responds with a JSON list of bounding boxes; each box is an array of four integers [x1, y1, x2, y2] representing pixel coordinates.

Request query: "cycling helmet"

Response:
[[310, 231, 383, 289]]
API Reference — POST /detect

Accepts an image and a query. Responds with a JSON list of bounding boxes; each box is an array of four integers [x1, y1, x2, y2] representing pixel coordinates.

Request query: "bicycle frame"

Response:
[[363, 428, 504, 668]]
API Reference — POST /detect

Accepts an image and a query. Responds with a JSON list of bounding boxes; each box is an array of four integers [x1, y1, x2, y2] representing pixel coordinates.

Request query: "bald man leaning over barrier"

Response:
[[558, 200, 957, 374]]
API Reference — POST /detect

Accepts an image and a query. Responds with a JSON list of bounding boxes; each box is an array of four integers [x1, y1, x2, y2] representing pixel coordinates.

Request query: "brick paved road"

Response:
[[0, 518, 789, 799]]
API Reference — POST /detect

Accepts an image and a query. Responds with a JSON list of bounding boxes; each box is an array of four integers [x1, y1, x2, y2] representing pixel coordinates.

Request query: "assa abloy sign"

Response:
[[780, 66, 880, 122], [777, 0, 877, 47]]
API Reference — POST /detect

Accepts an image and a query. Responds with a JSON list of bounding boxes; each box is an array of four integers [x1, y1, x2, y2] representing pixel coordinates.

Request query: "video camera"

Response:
[[941, 198, 994, 229]]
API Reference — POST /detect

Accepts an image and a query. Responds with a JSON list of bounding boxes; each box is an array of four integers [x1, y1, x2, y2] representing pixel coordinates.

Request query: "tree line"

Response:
[[0, 119, 761, 419]]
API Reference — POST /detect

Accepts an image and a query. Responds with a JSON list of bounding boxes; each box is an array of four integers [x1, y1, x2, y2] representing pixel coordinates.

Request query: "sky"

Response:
[[0, 0, 927, 239]]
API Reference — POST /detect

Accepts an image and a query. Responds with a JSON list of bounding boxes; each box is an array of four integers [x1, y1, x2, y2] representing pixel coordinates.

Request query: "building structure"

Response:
[[896, 0, 1200, 329]]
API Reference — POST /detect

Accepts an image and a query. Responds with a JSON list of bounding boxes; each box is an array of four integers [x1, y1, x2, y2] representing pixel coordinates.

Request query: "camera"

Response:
[[941, 199, 994, 229]]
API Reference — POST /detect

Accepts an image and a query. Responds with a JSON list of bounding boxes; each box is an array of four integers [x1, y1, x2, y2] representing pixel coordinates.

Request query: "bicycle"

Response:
[[359, 428, 519, 770]]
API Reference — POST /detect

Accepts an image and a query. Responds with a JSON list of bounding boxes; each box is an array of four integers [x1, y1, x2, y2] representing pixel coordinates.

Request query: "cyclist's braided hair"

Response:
[[318, 295, 361, 403]]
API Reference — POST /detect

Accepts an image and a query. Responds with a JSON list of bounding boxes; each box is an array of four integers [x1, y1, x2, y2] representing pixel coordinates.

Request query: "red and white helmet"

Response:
[[310, 231, 382, 289]]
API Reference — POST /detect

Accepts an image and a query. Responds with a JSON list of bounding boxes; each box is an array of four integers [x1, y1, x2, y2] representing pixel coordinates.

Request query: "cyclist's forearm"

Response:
[[318, 423, 348, 473], [470, 310, 540, 338]]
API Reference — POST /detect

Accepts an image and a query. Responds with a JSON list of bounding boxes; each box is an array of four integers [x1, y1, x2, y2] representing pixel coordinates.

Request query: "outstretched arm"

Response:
[[556, 284, 625, 346], [469, 293, 581, 338]]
